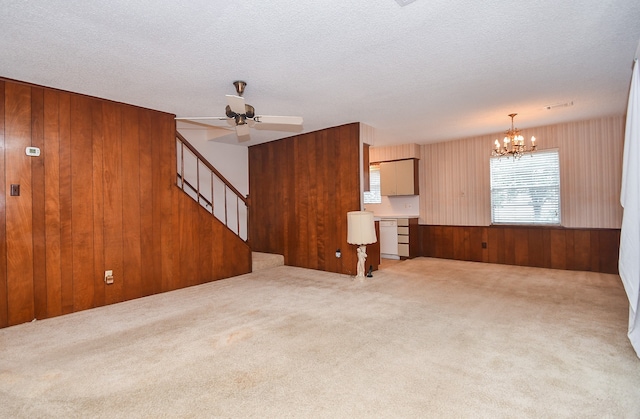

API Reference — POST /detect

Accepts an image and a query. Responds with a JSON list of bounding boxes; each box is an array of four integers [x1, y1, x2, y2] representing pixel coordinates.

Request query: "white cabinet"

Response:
[[379, 219, 399, 257], [380, 159, 419, 196], [380, 217, 418, 259], [397, 218, 410, 257]]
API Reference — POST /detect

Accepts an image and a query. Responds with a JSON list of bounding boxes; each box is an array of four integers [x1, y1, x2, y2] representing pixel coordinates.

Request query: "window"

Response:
[[364, 164, 381, 204], [490, 149, 560, 225]]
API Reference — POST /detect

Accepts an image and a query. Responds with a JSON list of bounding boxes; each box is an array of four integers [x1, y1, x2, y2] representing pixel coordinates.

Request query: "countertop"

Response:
[[373, 215, 419, 220]]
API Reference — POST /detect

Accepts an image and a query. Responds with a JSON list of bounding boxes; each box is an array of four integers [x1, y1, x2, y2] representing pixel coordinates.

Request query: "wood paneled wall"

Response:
[[248, 123, 361, 274], [419, 225, 620, 274], [0, 78, 251, 328]]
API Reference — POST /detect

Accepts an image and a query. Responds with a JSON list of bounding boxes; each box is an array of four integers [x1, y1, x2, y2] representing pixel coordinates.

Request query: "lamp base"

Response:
[[355, 245, 368, 281]]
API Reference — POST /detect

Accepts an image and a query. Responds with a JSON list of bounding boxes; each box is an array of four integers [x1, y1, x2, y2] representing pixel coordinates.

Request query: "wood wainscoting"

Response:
[[419, 225, 620, 274]]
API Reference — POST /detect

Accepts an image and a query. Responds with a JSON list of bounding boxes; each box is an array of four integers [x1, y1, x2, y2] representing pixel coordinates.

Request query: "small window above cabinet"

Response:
[[379, 159, 419, 196]]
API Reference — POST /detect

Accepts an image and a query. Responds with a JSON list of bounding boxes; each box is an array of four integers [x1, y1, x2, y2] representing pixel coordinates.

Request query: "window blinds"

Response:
[[490, 149, 560, 225]]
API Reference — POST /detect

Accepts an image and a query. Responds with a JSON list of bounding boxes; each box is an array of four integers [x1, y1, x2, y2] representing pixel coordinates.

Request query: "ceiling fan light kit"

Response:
[[175, 80, 303, 139]]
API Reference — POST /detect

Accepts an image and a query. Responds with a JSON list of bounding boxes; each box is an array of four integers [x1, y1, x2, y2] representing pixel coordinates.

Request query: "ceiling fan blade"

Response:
[[226, 95, 246, 115], [175, 116, 228, 121], [253, 115, 303, 125], [235, 123, 251, 137]]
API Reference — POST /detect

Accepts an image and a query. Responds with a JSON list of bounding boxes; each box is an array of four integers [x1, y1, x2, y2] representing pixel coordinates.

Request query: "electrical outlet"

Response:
[[104, 270, 114, 285], [335, 249, 341, 258]]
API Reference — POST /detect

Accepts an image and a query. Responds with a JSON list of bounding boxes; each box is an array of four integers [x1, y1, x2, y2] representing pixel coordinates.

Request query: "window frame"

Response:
[[489, 148, 561, 226], [364, 163, 381, 205]]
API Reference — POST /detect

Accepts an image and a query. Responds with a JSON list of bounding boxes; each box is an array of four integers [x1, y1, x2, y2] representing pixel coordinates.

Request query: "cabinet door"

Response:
[[380, 161, 397, 196], [398, 243, 410, 257], [395, 159, 415, 195]]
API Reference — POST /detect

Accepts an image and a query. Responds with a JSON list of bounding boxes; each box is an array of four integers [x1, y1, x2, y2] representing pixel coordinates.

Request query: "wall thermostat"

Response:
[[25, 147, 40, 157]]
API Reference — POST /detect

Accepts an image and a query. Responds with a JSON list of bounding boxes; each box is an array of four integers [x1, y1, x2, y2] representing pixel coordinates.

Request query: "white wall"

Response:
[[364, 195, 419, 217]]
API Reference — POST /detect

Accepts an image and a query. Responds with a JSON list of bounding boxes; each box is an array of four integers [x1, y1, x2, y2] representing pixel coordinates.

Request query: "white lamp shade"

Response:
[[347, 211, 377, 245]]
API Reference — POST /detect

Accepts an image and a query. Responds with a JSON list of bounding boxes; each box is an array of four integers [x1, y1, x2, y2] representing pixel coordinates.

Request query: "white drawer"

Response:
[[397, 218, 409, 226], [397, 226, 409, 235], [398, 235, 409, 244], [398, 243, 409, 257]]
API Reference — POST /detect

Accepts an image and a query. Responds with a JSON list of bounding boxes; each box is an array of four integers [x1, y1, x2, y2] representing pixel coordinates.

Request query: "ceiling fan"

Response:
[[175, 81, 303, 138]]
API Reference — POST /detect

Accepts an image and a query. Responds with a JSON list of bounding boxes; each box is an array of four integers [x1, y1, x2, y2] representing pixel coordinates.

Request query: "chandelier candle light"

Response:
[[492, 113, 537, 159]]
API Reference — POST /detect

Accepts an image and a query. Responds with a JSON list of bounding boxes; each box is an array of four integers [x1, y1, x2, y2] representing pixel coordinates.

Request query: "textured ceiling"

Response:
[[1, 0, 640, 147]]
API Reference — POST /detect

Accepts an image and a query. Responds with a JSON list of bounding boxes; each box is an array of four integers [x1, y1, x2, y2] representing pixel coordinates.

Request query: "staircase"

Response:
[[176, 132, 286, 273], [175, 132, 248, 241]]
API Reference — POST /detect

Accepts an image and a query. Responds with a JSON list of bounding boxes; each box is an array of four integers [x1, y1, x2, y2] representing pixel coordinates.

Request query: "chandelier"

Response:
[[492, 113, 537, 158]]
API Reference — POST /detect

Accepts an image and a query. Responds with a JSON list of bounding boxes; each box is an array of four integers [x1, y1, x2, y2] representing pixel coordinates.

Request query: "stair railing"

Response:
[[176, 132, 249, 242]]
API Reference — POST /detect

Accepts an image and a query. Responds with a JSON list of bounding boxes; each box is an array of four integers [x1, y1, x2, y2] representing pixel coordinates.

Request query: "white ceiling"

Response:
[[1, 0, 639, 147]]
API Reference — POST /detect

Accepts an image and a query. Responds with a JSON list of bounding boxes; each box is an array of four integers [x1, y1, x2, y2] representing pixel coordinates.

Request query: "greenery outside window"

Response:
[[490, 149, 560, 225]]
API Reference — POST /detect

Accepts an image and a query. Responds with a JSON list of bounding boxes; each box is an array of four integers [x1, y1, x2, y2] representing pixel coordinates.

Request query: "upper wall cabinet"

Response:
[[380, 159, 419, 196]]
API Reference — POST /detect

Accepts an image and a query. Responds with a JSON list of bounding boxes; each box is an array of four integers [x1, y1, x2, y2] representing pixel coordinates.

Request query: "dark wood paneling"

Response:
[[0, 81, 7, 328], [158, 113, 176, 292], [549, 229, 566, 270], [102, 100, 124, 305], [419, 224, 620, 274], [138, 109, 155, 297], [91, 99, 106, 308], [571, 230, 591, 272], [176, 193, 199, 287], [59, 92, 74, 315], [468, 226, 483, 262], [597, 229, 620, 274], [1, 78, 252, 328], [452, 227, 465, 260], [70, 95, 95, 311], [368, 221, 380, 270], [527, 228, 545, 268], [513, 228, 529, 266], [363, 143, 370, 192], [248, 123, 361, 274], [408, 218, 420, 259], [31, 87, 47, 319], [5, 82, 35, 325], [198, 207, 214, 283], [122, 106, 143, 300]]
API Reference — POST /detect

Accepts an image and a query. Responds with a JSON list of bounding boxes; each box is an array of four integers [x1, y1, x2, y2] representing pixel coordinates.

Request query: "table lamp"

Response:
[[347, 211, 377, 280]]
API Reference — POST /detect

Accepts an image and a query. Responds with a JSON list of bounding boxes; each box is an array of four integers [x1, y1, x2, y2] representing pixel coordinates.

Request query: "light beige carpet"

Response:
[[1, 257, 639, 418], [252, 252, 285, 271]]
